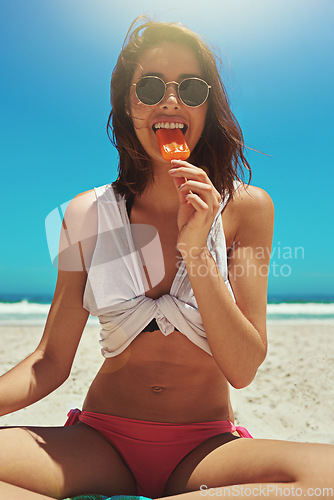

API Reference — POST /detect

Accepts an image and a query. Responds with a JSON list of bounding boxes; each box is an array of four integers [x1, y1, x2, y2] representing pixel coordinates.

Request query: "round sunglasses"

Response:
[[132, 76, 211, 108]]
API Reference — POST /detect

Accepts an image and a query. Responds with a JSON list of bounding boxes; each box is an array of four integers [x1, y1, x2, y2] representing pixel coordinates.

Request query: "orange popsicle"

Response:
[[156, 128, 190, 162]]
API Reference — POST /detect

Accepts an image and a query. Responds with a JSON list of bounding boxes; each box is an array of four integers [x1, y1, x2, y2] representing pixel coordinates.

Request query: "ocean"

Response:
[[0, 294, 334, 326]]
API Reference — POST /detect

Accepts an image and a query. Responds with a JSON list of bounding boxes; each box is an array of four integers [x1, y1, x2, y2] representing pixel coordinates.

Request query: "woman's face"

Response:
[[128, 42, 208, 165]]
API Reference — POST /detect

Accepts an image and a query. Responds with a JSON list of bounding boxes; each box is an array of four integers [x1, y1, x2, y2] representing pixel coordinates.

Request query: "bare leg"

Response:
[[163, 435, 334, 498], [0, 423, 137, 499], [0, 481, 56, 500]]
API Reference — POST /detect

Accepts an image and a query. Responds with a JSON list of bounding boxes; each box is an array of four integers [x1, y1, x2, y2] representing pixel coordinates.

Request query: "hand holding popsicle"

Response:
[[157, 126, 220, 248], [157, 126, 191, 214], [167, 155, 222, 257]]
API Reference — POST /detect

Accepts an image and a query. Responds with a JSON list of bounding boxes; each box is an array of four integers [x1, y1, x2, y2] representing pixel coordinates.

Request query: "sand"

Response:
[[1, 322, 333, 444]]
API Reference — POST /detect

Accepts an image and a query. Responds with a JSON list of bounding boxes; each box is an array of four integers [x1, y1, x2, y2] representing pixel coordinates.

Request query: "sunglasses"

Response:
[[132, 76, 211, 108]]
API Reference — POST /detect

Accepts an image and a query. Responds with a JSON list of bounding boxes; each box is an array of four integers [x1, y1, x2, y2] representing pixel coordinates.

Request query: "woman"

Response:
[[0, 17, 333, 500]]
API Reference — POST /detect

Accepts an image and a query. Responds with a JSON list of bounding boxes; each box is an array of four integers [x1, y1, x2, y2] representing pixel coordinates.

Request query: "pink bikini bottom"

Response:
[[65, 409, 252, 498]]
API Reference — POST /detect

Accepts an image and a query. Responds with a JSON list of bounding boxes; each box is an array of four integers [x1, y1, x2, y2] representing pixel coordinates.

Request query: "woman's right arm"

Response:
[[0, 190, 97, 417]]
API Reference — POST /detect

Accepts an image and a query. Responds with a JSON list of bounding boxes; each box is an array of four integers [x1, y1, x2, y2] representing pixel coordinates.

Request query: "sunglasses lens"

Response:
[[179, 79, 209, 107], [136, 77, 165, 105]]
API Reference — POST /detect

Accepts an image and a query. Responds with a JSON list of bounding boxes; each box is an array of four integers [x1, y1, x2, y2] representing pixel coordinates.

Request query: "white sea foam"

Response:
[[0, 300, 50, 314], [0, 300, 98, 325], [0, 300, 333, 325], [267, 302, 334, 315]]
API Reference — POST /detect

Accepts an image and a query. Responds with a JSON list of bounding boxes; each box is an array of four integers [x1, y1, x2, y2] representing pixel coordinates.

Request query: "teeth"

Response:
[[153, 122, 185, 130]]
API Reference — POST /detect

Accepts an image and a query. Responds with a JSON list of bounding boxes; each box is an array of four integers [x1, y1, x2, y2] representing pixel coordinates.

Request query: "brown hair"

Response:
[[107, 16, 251, 199]]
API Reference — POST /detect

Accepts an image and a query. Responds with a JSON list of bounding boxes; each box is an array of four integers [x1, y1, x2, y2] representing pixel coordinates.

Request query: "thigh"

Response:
[[164, 433, 334, 495], [0, 422, 137, 498]]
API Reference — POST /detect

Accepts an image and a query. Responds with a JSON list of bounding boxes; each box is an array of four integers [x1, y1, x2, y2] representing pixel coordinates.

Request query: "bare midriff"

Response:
[[82, 328, 234, 423], [83, 198, 236, 424]]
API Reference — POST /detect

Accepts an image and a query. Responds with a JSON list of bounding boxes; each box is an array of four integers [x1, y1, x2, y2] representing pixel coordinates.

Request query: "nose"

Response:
[[159, 82, 180, 110]]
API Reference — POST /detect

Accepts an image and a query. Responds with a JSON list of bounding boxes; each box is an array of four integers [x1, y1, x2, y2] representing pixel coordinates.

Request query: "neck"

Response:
[[136, 162, 180, 215]]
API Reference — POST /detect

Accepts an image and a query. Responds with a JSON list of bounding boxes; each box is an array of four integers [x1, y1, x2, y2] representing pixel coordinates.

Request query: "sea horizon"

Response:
[[0, 293, 334, 325]]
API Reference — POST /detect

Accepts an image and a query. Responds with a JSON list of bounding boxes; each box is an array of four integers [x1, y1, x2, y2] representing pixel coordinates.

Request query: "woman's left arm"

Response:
[[169, 160, 274, 389]]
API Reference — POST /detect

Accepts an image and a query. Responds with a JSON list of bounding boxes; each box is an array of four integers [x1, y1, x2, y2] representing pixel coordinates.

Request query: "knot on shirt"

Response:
[[154, 308, 175, 335]]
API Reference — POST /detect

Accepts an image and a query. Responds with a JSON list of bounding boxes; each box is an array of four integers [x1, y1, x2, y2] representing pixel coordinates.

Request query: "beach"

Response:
[[1, 322, 333, 445]]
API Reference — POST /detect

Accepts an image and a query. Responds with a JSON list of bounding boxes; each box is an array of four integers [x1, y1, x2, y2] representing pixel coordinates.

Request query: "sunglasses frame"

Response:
[[131, 75, 211, 108]]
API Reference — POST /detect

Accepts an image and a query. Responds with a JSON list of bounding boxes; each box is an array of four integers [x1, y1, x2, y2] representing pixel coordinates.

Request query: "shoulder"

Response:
[[64, 189, 96, 216], [63, 187, 98, 235], [59, 189, 98, 271], [61, 188, 99, 231], [223, 183, 274, 244], [230, 183, 273, 214]]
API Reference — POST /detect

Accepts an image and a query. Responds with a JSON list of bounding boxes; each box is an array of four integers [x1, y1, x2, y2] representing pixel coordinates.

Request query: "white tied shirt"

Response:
[[83, 183, 237, 357]]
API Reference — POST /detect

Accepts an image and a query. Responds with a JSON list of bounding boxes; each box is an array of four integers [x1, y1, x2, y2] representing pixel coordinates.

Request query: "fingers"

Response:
[[168, 160, 222, 235], [169, 161, 221, 207], [178, 180, 219, 204], [169, 160, 209, 184], [169, 173, 188, 203], [184, 192, 209, 213], [169, 160, 218, 191]]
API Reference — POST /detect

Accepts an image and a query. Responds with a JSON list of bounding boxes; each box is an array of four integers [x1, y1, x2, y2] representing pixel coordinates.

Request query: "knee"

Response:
[[0, 427, 29, 472], [295, 444, 334, 489]]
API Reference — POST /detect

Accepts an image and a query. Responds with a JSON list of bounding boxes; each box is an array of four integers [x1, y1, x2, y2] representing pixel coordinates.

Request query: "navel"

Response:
[[152, 385, 165, 393]]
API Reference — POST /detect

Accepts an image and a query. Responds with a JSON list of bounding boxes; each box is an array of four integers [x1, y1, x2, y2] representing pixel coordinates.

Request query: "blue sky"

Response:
[[1, 0, 333, 299]]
